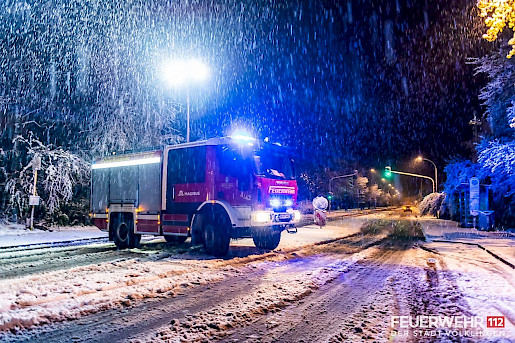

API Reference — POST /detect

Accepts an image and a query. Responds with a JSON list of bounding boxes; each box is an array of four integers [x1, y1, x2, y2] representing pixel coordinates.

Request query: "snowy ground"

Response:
[[0, 221, 108, 248], [0, 210, 513, 342]]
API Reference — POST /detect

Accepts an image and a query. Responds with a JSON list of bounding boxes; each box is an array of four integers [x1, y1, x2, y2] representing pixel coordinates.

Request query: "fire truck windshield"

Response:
[[253, 147, 295, 180]]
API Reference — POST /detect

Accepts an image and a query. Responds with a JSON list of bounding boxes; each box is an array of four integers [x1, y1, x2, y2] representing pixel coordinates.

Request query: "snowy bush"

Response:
[[297, 200, 314, 215], [418, 192, 445, 217], [360, 219, 425, 241]]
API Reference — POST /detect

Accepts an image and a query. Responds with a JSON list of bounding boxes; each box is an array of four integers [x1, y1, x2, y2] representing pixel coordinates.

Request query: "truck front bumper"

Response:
[[251, 209, 301, 227]]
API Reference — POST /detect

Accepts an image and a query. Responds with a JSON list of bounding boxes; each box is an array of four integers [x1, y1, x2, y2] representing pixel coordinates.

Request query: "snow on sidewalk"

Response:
[[420, 217, 515, 267], [0, 221, 107, 248]]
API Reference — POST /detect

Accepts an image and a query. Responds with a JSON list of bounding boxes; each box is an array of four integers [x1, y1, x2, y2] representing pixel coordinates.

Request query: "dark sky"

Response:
[[196, 0, 492, 174], [0, 0, 496, 176]]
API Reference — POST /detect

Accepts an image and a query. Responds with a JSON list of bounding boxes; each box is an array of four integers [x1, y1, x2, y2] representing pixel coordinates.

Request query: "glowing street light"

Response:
[[415, 156, 438, 192], [162, 58, 210, 142]]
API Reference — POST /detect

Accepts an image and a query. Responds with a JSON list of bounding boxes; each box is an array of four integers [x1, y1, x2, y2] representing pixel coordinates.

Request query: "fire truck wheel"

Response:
[[130, 233, 141, 248], [202, 214, 230, 257], [252, 228, 281, 250], [113, 217, 140, 249], [164, 235, 187, 244]]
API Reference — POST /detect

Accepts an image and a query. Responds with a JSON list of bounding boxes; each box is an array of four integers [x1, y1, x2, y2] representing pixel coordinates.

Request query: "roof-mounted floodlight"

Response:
[[230, 131, 255, 143], [92, 156, 161, 170]]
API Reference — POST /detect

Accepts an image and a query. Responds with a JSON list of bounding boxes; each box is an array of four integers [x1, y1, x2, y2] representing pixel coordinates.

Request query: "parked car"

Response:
[[402, 205, 413, 213]]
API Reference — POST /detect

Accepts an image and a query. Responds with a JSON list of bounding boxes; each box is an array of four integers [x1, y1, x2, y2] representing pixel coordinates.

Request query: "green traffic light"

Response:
[[384, 166, 392, 178]]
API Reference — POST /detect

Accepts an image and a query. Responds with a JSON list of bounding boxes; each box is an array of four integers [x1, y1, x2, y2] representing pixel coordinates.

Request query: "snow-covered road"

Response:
[[0, 211, 513, 342]]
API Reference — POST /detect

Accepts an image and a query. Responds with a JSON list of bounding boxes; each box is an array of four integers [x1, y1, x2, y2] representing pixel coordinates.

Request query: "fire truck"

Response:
[[90, 135, 300, 256]]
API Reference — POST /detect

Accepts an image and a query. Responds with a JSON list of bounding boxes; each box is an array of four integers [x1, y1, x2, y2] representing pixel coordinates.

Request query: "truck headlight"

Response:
[[284, 199, 293, 207], [253, 211, 272, 223]]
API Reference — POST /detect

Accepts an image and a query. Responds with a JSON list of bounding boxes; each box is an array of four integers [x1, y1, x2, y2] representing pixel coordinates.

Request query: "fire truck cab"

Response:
[[90, 136, 300, 256]]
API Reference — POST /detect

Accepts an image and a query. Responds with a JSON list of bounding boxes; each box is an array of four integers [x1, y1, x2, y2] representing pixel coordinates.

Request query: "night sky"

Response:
[[0, 0, 498, 177], [197, 0, 492, 172]]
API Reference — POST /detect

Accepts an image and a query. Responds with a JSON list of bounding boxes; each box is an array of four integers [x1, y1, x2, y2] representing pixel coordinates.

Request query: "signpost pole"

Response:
[[30, 155, 41, 231], [469, 177, 480, 229], [30, 170, 37, 230]]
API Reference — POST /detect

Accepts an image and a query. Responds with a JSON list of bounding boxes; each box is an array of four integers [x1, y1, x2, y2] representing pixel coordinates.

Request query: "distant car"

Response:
[[402, 205, 413, 212]]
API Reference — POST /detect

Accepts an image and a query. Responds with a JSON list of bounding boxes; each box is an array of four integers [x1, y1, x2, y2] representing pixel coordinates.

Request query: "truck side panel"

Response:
[[91, 169, 109, 212], [110, 166, 138, 205], [138, 162, 161, 212]]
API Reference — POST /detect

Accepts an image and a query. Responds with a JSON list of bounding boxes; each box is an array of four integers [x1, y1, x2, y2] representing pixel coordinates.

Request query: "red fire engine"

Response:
[[90, 135, 300, 256]]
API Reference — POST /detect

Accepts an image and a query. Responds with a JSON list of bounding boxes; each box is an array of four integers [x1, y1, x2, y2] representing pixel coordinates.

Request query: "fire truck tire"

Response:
[[113, 216, 140, 249], [252, 228, 281, 250], [164, 235, 188, 244], [202, 213, 230, 257]]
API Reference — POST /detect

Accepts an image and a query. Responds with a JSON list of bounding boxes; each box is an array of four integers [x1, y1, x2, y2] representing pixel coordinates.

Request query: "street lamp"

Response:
[[415, 156, 438, 192], [162, 59, 209, 142]]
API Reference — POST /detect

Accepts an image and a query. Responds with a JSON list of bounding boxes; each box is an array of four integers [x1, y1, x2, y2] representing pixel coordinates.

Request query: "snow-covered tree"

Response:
[[478, 0, 515, 58], [367, 183, 382, 202], [5, 133, 89, 220], [471, 48, 515, 137]]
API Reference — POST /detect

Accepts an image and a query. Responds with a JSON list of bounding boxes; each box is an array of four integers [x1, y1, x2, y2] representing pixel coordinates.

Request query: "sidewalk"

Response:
[[420, 217, 515, 268], [0, 224, 107, 248]]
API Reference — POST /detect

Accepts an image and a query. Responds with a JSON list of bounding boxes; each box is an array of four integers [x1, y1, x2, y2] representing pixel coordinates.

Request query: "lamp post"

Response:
[[416, 156, 438, 192], [162, 59, 209, 142], [386, 166, 435, 194]]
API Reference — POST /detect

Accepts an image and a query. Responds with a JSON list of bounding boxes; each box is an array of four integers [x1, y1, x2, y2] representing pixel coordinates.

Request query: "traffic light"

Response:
[[384, 166, 392, 178], [327, 192, 333, 200]]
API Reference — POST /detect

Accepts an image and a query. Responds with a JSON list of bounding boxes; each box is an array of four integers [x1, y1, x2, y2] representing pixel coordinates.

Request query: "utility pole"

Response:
[[469, 114, 481, 144]]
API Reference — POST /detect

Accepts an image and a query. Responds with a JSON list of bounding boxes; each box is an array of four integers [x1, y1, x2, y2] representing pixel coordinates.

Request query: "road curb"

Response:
[[431, 239, 514, 270]]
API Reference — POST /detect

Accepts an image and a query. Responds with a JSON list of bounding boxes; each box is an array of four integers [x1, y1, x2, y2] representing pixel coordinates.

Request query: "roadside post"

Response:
[[469, 177, 480, 229], [29, 155, 41, 230]]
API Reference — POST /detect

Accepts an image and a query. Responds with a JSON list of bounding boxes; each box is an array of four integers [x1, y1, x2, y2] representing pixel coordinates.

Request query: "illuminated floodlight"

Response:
[[162, 58, 209, 87], [230, 131, 255, 142], [92, 157, 161, 170]]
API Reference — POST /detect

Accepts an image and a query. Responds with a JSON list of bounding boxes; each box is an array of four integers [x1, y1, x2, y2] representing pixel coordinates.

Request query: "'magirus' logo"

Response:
[[178, 190, 200, 196]]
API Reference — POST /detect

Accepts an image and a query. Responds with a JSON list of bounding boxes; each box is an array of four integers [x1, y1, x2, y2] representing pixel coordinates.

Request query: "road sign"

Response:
[[470, 177, 480, 216], [32, 155, 41, 170], [312, 196, 328, 210], [29, 195, 40, 206]]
